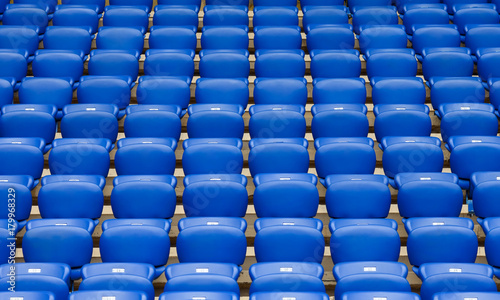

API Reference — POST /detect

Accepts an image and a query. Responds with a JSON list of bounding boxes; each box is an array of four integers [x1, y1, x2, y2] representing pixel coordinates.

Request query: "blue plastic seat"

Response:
[[0, 26, 38, 59], [153, 7, 198, 28], [465, 25, 500, 58], [103, 6, 148, 34], [374, 104, 432, 142], [96, 27, 144, 56], [0, 176, 34, 228], [307, 26, 355, 51], [253, 7, 298, 27], [204, 7, 248, 26], [164, 263, 240, 295], [455, 8, 500, 37], [253, 78, 306, 105], [489, 79, 500, 110], [79, 263, 155, 300], [100, 219, 171, 278], [253, 173, 318, 218], [149, 26, 197, 50], [404, 218, 478, 271], [303, 8, 348, 33], [358, 25, 407, 55], [417, 263, 496, 300], [0, 79, 12, 108], [206, 0, 248, 4], [372, 78, 426, 105], [32, 51, 83, 87], [115, 138, 177, 176], [395, 173, 463, 218], [109, 0, 152, 12], [310, 51, 361, 79], [412, 25, 461, 59], [0, 263, 71, 300], [0, 104, 57, 152], [249, 105, 306, 138], [0, 292, 55, 300], [137, 77, 190, 109], [49, 138, 111, 177], [249, 262, 325, 294], [3, 7, 48, 34], [313, 78, 366, 104], [250, 292, 330, 300], [471, 172, 500, 219], [88, 51, 139, 82], [0, 219, 19, 264], [348, 0, 392, 11], [254, 26, 302, 50], [444, 0, 489, 14], [478, 51, 500, 82], [344, 292, 420, 300], [330, 219, 401, 263], [430, 78, 485, 114], [52, 6, 99, 35], [161, 292, 239, 300], [0, 138, 45, 180], [18, 79, 69, 119], [44, 27, 92, 57], [312, 104, 369, 138], [176, 217, 247, 265], [333, 262, 411, 300], [70, 291, 147, 300], [196, 78, 249, 107], [187, 104, 245, 139], [14, 0, 57, 13], [199, 51, 250, 78], [254, 0, 296, 5], [23, 219, 96, 280], [324, 174, 391, 218], [422, 49, 474, 81], [433, 292, 500, 300], [366, 51, 418, 80], [61, 0, 105, 14], [403, 8, 450, 36], [315, 137, 376, 179], [0, 52, 27, 86], [254, 218, 324, 263], [380, 137, 444, 182], [124, 105, 181, 140], [478, 218, 500, 276], [38, 175, 105, 221], [144, 50, 195, 79], [182, 138, 243, 175], [255, 50, 305, 78], [352, 7, 398, 35], [201, 26, 249, 50], [183, 174, 248, 217], [248, 138, 309, 177], [301, 0, 344, 7]]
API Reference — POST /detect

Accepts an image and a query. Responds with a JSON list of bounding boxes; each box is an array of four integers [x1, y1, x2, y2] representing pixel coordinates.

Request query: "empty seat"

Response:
[[0, 175, 34, 227], [403, 8, 450, 36], [374, 104, 432, 142], [254, 218, 325, 263], [183, 138, 243, 175], [14, 0, 57, 13], [149, 26, 197, 50], [61, 0, 105, 15], [344, 292, 420, 300], [253, 7, 298, 27], [0, 26, 39, 59], [311, 104, 369, 138], [52, 6, 99, 35], [313, 78, 366, 104], [465, 25, 500, 58], [470, 172, 500, 219], [204, 7, 248, 27], [96, 27, 144, 56], [478, 218, 500, 275], [412, 25, 461, 59], [352, 7, 398, 35], [114, 138, 177, 176], [0, 263, 71, 300], [489, 79, 500, 110], [372, 78, 426, 105], [0, 51, 27, 86], [124, 105, 181, 140], [249, 262, 325, 294], [324, 174, 391, 218], [333, 262, 411, 300], [3, 7, 48, 34], [199, 51, 250, 78], [366, 51, 418, 80], [330, 219, 401, 263], [248, 138, 309, 177], [315, 137, 376, 179], [254, 26, 302, 50], [79, 263, 155, 300], [183, 174, 248, 217], [249, 105, 306, 138], [302, 8, 348, 33], [153, 7, 198, 28], [253, 173, 319, 218], [348, 0, 392, 11], [478, 51, 500, 82], [253, 78, 307, 106], [88, 51, 139, 82], [380, 137, 444, 183], [395, 173, 463, 218], [201, 26, 249, 50], [250, 292, 330, 300], [19, 78, 73, 119], [359, 25, 408, 55], [187, 104, 245, 139], [196, 78, 249, 107], [32, 51, 84, 87], [255, 50, 305, 78], [103, 6, 148, 33], [23, 219, 96, 279], [422, 49, 474, 81], [136, 77, 190, 109], [310, 51, 361, 79], [161, 292, 238, 300], [417, 263, 497, 300], [43, 27, 92, 57], [455, 8, 500, 37], [433, 292, 500, 300], [176, 217, 247, 265], [100, 219, 171, 278], [307, 25, 355, 51], [49, 138, 111, 177], [164, 263, 240, 295], [0, 138, 45, 181], [70, 291, 147, 300], [430, 78, 485, 114], [0, 79, 13, 108], [144, 50, 194, 79], [38, 175, 105, 221], [0, 292, 55, 300]]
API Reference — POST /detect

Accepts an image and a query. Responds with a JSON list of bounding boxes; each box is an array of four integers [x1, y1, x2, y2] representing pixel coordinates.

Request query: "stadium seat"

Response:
[[199, 50, 250, 78], [149, 26, 197, 50], [465, 25, 500, 59], [403, 8, 450, 36], [0, 79, 12, 108], [253, 78, 307, 105], [395, 173, 463, 218], [3, 7, 48, 35], [187, 104, 245, 139], [153, 7, 198, 28], [348, 0, 392, 11], [144, 50, 194, 79], [324, 174, 391, 218], [489, 79, 500, 110], [333, 262, 411, 300], [0, 292, 55, 300], [0, 51, 27, 87], [301, 0, 344, 7], [374, 104, 432, 142], [253, 26, 302, 50], [0, 26, 39, 59], [32, 51, 84, 87], [0, 138, 45, 181], [372, 78, 426, 105], [124, 105, 182, 140], [61, 0, 105, 15], [433, 292, 500, 300], [52, 6, 99, 35], [430, 78, 485, 115], [43, 27, 92, 57], [359, 25, 407, 56], [114, 138, 177, 176], [88, 51, 139, 82], [311, 104, 369, 138], [103, 6, 148, 34], [255, 50, 305, 78], [477, 50, 500, 82], [366, 51, 418, 80], [302, 8, 348, 33], [250, 292, 330, 300], [313, 78, 366, 104], [0, 175, 34, 228], [306, 25, 355, 51], [100, 219, 171, 278], [310, 50, 361, 79], [0, 104, 56, 153], [344, 292, 421, 300], [109, 0, 153, 12], [380, 137, 444, 183], [201, 26, 249, 50], [79, 263, 155, 300], [329, 219, 401, 263], [254, 218, 325, 263], [253, 173, 319, 218], [417, 263, 497, 300], [176, 217, 247, 265], [412, 25, 461, 59], [248, 138, 309, 177], [470, 172, 500, 219], [38, 175, 105, 221], [422, 49, 474, 81], [70, 291, 147, 300], [136, 77, 190, 109], [315, 137, 376, 179], [203, 6, 248, 27], [249, 262, 325, 294], [249, 105, 306, 138], [455, 8, 500, 37], [163, 263, 240, 295], [161, 292, 239, 300], [253, 7, 298, 27], [183, 138, 243, 175], [19, 78, 72, 119], [0, 263, 71, 300], [352, 7, 399, 35], [206, 0, 248, 5], [477, 218, 500, 276], [254, 0, 297, 5], [96, 27, 144, 57], [23, 219, 96, 279], [14, 0, 57, 13], [196, 78, 249, 107], [183, 174, 248, 217]]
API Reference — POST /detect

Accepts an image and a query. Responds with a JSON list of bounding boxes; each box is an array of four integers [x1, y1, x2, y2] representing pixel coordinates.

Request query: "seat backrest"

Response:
[[88, 52, 139, 81], [359, 26, 407, 54], [307, 26, 355, 51], [449, 136, 500, 181], [430, 78, 485, 111], [52, 7, 99, 34], [372, 78, 426, 105], [422, 51, 474, 81], [136, 77, 190, 109], [253, 7, 298, 27], [0, 138, 45, 179], [204, 7, 248, 26], [153, 7, 198, 28], [413, 26, 461, 55], [43, 27, 92, 55], [254, 26, 302, 50], [302, 8, 347, 33], [255, 51, 305, 78], [249, 105, 306, 138], [182, 138, 243, 175], [196, 78, 249, 107], [187, 104, 245, 139], [0, 26, 38, 56], [465, 26, 500, 56], [311, 104, 369, 138], [149, 26, 197, 50], [103, 6, 148, 32], [124, 105, 182, 140], [313, 78, 366, 104], [352, 7, 398, 35], [478, 52, 500, 82], [311, 51, 361, 79], [471, 172, 500, 219], [454, 8, 500, 35], [3, 7, 48, 33], [199, 52, 250, 78], [0, 175, 34, 222], [96, 27, 144, 54], [32, 52, 84, 83], [367, 52, 418, 79], [403, 8, 450, 35], [77, 76, 131, 110]]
